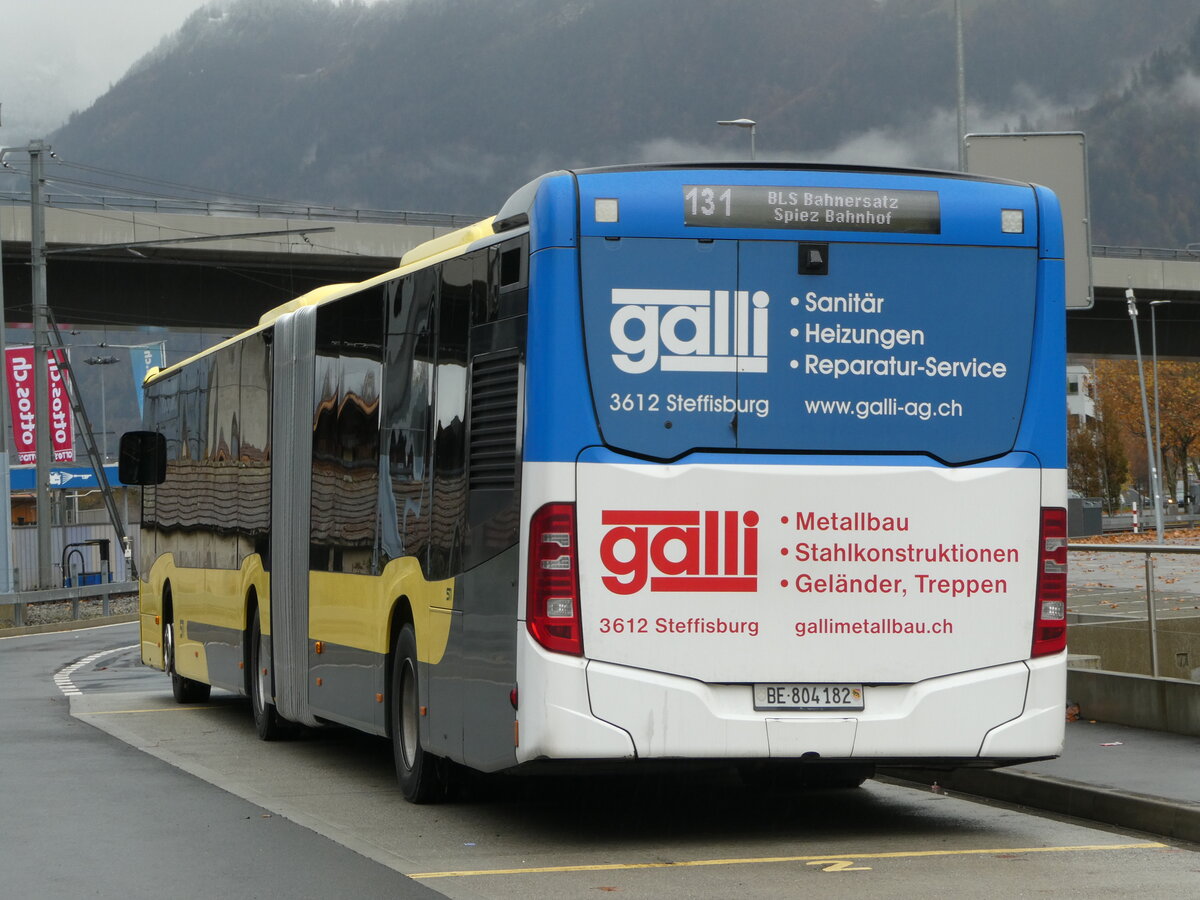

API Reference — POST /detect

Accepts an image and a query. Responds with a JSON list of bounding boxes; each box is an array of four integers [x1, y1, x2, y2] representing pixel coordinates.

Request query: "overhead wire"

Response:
[[8, 170, 379, 257], [52, 157, 299, 206], [9, 154, 351, 217], [48, 155, 484, 222], [12, 153, 315, 208]]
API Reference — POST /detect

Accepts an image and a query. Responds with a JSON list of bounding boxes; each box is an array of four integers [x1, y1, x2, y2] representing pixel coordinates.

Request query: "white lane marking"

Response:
[[54, 644, 138, 697]]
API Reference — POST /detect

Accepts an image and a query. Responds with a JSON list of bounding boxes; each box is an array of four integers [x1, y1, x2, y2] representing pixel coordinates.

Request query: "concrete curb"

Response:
[[0, 613, 138, 639], [882, 766, 1200, 845]]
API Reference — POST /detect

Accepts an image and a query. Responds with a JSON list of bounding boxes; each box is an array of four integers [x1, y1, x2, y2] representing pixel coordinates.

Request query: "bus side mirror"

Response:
[[119, 431, 167, 485]]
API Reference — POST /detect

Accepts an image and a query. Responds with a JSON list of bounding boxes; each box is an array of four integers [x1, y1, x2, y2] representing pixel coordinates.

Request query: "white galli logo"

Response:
[[610, 289, 769, 374]]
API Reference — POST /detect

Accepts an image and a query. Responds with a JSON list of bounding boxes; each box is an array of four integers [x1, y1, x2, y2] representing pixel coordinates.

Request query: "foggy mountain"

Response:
[[46, 0, 1200, 246]]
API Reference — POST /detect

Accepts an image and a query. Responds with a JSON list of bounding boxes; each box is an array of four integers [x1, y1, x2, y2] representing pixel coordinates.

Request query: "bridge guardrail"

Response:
[[0, 190, 482, 229], [1092, 245, 1200, 261]]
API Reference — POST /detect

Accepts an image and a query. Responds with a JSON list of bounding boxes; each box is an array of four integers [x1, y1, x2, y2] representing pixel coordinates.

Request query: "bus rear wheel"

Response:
[[391, 624, 447, 803], [250, 606, 286, 740], [163, 615, 210, 704]]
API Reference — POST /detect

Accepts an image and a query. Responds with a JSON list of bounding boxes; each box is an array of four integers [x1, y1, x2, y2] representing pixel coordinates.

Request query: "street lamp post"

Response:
[[717, 118, 756, 160], [1150, 300, 1170, 513], [1126, 289, 1164, 542]]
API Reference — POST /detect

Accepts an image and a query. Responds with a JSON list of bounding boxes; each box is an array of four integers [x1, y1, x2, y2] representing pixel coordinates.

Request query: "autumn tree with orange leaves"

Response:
[[1094, 359, 1200, 509], [1067, 387, 1128, 513]]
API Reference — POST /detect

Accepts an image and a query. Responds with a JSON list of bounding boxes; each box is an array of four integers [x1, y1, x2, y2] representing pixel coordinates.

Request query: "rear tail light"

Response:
[[527, 502, 583, 656], [1032, 507, 1067, 657]]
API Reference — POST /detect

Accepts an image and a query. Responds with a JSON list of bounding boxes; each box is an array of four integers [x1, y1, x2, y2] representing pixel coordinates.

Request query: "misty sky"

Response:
[[0, 0, 211, 145], [0, 0, 388, 148]]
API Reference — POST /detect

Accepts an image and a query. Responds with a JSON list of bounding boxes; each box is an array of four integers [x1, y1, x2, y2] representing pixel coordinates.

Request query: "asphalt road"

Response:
[[0, 622, 440, 899], [6, 621, 1200, 899]]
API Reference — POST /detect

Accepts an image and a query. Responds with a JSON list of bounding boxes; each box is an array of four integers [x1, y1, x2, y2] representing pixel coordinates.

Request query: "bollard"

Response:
[[1145, 553, 1160, 677]]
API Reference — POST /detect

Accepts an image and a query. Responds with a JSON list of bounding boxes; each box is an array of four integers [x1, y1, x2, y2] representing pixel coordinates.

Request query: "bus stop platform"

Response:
[[885, 719, 1200, 845]]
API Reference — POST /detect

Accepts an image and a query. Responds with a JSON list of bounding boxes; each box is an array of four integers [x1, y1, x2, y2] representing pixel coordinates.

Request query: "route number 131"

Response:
[[685, 186, 732, 217]]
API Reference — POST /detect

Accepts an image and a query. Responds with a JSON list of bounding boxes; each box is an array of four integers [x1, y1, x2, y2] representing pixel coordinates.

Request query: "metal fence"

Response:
[[1068, 543, 1200, 681], [0, 581, 137, 628]]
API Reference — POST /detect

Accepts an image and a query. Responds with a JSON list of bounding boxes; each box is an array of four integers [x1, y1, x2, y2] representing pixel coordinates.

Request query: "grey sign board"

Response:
[[964, 132, 1093, 309]]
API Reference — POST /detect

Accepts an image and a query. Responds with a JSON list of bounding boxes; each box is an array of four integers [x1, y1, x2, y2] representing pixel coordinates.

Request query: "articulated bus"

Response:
[[121, 164, 1067, 801]]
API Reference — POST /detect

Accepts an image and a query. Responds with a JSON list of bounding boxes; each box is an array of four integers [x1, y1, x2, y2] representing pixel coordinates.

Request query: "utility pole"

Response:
[[29, 141, 53, 588], [0, 150, 12, 595]]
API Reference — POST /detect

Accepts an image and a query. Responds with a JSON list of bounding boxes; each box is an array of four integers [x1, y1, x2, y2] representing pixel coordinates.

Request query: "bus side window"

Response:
[[140, 375, 179, 570], [206, 343, 242, 570], [381, 271, 437, 571], [311, 289, 384, 575], [240, 331, 273, 567], [470, 236, 527, 326], [427, 257, 473, 579], [494, 236, 528, 321]]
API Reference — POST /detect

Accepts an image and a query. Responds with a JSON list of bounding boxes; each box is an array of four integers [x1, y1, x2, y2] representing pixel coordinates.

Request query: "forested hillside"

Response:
[[45, 0, 1200, 246]]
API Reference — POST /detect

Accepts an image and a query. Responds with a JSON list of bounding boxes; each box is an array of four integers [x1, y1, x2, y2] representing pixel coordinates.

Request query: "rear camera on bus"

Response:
[[798, 242, 829, 275]]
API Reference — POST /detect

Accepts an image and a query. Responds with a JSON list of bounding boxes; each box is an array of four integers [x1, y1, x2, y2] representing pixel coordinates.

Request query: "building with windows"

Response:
[[1067, 364, 1096, 425]]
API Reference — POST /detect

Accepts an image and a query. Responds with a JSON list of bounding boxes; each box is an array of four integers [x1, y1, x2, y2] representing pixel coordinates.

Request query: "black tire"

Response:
[[250, 606, 286, 740], [163, 614, 210, 704], [391, 624, 446, 803]]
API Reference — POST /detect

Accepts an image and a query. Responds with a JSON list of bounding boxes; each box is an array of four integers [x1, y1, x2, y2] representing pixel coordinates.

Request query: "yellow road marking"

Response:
[[409, 842, 1166, 879], [81, 706, 221, 715]]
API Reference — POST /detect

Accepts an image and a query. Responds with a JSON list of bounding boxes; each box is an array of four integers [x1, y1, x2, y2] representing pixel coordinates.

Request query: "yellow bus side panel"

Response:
[[309, 557, 454, 664], [139, 579, 165, 671], [140, 553, 270, 683]]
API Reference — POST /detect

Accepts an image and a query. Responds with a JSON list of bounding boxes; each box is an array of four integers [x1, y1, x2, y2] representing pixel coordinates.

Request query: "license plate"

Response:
[[753, 683, 864, 711]]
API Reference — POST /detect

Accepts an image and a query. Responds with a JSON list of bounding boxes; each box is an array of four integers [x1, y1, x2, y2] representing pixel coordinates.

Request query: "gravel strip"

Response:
[[9, 593, 138, 627]]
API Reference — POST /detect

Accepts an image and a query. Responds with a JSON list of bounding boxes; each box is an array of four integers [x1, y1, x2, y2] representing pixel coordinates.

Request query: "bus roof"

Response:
[[143, 217, 497, 385]]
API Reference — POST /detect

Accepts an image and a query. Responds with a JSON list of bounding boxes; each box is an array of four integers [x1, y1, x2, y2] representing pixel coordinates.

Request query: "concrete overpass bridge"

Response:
[[1078, 248, 1200, 358], [0, 196, 476, 332], [2, 197, 1199, 357]]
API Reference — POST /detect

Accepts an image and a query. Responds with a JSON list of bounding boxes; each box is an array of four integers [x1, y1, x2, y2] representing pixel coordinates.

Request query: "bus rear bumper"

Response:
[[977, 653, 1066, 758], [574, 654, 1065, 763]]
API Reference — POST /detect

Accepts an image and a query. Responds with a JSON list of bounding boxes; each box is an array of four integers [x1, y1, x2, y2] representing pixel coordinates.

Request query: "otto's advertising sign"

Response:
[[5, 347, 74, 464]]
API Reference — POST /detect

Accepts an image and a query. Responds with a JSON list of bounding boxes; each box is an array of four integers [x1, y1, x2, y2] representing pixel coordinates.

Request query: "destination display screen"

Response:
[[683, 185, 941, 233]]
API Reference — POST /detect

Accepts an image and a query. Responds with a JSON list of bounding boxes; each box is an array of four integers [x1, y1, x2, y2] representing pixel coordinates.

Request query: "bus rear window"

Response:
[[580, 237, 1038, 464]]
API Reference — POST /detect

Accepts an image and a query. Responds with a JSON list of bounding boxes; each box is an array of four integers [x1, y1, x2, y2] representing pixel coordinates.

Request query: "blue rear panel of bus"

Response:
[[524, 166, 1063, 469]]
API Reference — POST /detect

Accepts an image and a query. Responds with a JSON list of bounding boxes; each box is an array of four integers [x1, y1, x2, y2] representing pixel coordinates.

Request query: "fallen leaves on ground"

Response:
[[1075, 526, 1200, 545]]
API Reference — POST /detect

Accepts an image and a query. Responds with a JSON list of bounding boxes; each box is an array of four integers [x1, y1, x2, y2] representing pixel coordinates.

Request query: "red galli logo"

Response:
[[599, 510, 759, 595]]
